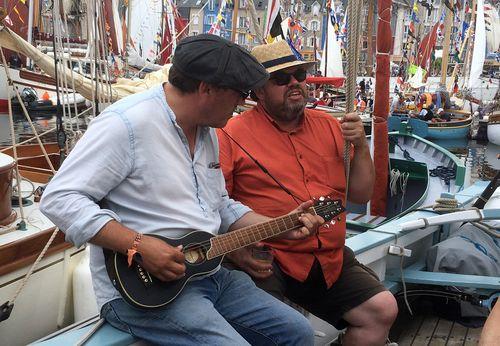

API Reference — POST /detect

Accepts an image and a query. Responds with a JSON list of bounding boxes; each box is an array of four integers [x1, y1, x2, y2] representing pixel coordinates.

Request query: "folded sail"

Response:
[[0, 25, 170, 103], [468, 0, 486, 90]]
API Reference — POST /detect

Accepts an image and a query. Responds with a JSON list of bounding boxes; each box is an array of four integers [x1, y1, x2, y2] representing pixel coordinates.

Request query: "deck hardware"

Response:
[[388, 245, 412, 257]]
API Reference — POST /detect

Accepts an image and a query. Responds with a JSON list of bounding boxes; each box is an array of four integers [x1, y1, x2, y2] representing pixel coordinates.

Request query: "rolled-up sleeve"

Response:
[[40, 112, 133, 247], [217, 187, 251, 234]]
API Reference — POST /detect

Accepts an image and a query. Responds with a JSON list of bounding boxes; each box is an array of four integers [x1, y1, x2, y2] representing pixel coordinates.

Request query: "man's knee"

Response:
[[344, 291, 398, 329], [288, 313, 315, 345], [369, 291, 398, 326]]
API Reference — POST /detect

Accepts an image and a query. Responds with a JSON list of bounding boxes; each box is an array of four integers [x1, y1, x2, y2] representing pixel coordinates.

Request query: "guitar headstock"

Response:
[[311, 196, 345, 222]]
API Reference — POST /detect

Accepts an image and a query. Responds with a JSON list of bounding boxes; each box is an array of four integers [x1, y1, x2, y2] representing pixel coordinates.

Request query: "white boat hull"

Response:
[[0, 247, 85, 346], [487, 122, 500, 145]]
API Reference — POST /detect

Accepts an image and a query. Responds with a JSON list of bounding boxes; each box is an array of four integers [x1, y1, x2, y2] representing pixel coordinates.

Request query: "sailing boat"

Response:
[[306, 3, 345, 103]]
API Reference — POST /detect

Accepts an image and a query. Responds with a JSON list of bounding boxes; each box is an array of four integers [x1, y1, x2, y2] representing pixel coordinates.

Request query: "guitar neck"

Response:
[[207, 211, 306, 259]]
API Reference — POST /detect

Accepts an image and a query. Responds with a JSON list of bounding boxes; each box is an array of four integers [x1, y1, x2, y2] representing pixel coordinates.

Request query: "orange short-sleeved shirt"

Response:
[[217, 105, 351, 287]]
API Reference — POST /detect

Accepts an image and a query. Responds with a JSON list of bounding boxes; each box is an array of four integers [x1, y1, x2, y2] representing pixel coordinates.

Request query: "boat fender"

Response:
[[0, 301, 14, 322], [21, 87, 38, 103]]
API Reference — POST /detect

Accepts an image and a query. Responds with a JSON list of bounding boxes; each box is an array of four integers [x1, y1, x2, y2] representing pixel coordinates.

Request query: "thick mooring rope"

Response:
[[344, 0, 363, 201]]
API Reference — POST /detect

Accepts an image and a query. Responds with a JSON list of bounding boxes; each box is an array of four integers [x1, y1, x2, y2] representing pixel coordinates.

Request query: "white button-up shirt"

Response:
[[40, 85, 251, 308]]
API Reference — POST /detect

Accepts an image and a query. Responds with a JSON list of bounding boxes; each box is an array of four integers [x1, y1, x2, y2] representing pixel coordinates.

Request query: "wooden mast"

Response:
[[365, 0, 374, 76], [246, 0, 264, 44], [448, 25, 472, 91], [231, 0, 240, 42], [440, 0, 454, 87], [463, 0, 477, 88]]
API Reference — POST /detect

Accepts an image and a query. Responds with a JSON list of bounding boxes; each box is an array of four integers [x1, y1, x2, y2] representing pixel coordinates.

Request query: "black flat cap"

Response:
[[172, 34, 269, 93]]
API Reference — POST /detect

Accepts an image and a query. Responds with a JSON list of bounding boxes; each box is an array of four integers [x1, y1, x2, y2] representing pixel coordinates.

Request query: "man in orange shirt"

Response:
[[217, 40, 398, 345]]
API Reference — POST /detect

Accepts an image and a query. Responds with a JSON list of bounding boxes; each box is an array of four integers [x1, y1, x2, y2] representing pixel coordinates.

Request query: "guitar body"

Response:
[[105, 231, 223, 309], [105, 197, 344, 309]]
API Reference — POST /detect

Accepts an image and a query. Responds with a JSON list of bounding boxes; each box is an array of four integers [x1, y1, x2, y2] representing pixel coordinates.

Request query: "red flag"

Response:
[[416, 23, 439, 69], [160, 14, 187, 64]]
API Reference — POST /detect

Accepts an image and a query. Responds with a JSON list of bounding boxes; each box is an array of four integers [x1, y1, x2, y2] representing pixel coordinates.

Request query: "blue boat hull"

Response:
[[426, 123, 471, 139]]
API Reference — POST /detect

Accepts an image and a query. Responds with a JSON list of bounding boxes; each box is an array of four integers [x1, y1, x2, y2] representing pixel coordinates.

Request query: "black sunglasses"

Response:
[[270, 69, 307, 86]]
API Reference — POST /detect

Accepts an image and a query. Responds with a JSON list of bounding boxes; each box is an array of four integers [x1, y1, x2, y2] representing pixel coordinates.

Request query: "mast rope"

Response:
[[344, 0, 364, 202]]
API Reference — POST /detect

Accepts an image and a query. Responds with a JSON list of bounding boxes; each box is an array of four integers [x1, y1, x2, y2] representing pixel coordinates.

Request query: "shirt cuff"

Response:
[[218, 201, 251, 234], [65, 210, 121, 247]]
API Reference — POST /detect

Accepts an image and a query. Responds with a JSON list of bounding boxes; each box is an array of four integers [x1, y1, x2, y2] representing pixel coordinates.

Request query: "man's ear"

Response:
[[198, 81, 211, 97], [253, 87, 265, 101]]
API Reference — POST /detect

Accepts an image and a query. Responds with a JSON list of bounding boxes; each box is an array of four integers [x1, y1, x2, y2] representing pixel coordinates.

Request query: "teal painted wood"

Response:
[[33, 323, 137, 345], [347, 181, 487, 255], [394, 132, 466, 187], [385, 269, 500, 290], [426, 125, 471, 140]]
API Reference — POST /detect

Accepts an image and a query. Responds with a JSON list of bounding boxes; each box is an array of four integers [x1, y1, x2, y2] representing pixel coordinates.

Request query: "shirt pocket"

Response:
[[204, 168, 223, 211], [318, 155, 346, 191]]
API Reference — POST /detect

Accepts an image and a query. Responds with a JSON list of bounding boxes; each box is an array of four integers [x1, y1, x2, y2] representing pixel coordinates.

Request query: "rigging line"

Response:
[[59, 6, 80, 129], [343, 0, 363, 204], [130, 0, 210, 78], [219, 128, 305, 205]]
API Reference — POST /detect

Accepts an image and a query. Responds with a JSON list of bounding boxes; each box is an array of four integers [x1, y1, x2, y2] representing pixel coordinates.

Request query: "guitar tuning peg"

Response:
[[319, 196, 325, 201], [330, 220, 336, 225], [324, 223, 330, 228]]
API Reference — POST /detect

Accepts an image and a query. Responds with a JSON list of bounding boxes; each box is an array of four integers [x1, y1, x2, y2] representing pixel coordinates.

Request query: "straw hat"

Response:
[[251, 40, 316, 73]]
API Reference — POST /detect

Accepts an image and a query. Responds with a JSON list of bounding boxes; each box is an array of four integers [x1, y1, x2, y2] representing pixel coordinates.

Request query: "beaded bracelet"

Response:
[[127, 233, 143, 267]]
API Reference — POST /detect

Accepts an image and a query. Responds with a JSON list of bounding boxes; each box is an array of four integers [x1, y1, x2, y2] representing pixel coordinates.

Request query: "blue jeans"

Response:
[[102, 267, 314, 345]]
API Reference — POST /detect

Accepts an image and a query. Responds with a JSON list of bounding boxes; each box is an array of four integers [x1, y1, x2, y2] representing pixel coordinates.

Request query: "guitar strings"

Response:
[[177, 204, 342, 254]]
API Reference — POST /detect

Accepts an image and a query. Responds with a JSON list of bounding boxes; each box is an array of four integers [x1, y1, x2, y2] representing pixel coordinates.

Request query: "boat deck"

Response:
[[397, 314, 482, 346], [346, 211, 387, 226]]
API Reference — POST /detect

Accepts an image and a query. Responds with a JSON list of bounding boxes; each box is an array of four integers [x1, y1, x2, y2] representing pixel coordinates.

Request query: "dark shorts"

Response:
[[239, 247, 386, 330]]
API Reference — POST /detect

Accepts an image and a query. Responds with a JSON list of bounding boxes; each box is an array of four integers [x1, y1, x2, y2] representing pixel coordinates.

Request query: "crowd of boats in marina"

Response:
[[0, 0, 499, 345]]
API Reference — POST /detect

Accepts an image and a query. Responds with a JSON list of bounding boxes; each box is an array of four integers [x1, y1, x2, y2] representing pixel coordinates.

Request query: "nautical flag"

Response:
[[286, 37, 304, 61], [13, 5, 24, 24], [264, 0, 281, 38], [269, 12, 283, 38], [4, 15, 13, 26], [409, 21, 415, 35], [411, 12, 420, 24], [416, 22, 439, 69], [208, 22, 222, 35], [208, 0, 228, 36]]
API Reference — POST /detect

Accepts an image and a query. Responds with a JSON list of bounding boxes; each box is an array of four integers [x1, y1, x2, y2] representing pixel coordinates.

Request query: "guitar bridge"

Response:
[[135, 263, 153, 287]]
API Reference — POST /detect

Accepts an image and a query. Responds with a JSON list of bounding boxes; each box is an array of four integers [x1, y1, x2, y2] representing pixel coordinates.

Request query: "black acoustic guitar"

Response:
[[105, 197, 344, 309]]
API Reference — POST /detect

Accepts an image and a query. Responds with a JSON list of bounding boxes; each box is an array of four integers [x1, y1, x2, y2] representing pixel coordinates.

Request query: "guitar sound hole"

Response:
[[184, 244, 206, 265]]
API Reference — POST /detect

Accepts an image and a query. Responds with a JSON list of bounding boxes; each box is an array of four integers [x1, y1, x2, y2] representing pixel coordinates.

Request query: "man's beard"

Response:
[[283, 87, 306, 120]]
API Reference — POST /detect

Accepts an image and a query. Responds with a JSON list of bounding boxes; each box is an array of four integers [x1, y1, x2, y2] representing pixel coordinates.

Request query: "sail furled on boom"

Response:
[[468, 0, 486, 89], [0, 25, 170, 102]]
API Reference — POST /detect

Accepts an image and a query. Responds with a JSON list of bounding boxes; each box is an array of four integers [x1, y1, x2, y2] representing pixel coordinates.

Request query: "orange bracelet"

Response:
[[127, 233, 142, 267]]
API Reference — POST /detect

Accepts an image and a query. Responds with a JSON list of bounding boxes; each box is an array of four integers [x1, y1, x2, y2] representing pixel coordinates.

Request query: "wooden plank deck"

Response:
[[345, 212, 387, 226], [396, 314, 482, 346]]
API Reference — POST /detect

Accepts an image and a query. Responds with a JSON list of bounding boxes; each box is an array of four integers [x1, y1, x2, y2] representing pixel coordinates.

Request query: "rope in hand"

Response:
[[344, 0, 364, 201]]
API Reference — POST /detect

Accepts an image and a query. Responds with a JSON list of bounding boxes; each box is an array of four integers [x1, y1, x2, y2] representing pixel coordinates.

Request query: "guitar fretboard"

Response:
[[207, 212, 305, 259]]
